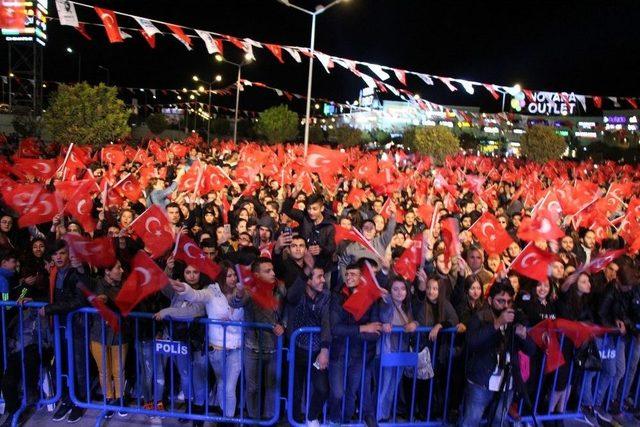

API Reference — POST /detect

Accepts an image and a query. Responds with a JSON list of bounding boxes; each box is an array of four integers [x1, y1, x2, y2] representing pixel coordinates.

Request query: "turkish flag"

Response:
[[59, 145, 90, 171], [63, 234, 116, 269], [17, 137, 41, 158], [201, 165, 232, 194], [440, 217, 462, 263], [535, 191, 564, 222], [509, 243, 555, 283], [517, 209, 565, 242], [167, 24, 192, 49], [528, 319, 565, 374], [553, 319, 613, 348], [148, 140, 167, 162], [0, 3, 25, 30], [343, 262, 383, 321], [584, 248, 627, 274], [380, 198, 395, 220], [469, 212, 514, 255], [178, 161, 203, 193], [334, 224, 381, 258], [175, 235, 221, 281], [346, 187, 366, 206], [1, 183, 43, 214], [416, 204, 435, 229], [354, 155, 378, 180], [115, 174, 143, 202], [393, 237, 423, 281], [607, 182, 633, 201], [18, 191, 63, 228], [169, 143, 189, 158], [306, 144, 347, 173], [140, 30, 156, 48], [115, 251, 169, 316], [235, 264, 278, 310], [64, 181, 97, 233], [11, 158, 57, 181], [129, 205, 174, 258], [101, 145, 126, 168], [78, 284, 120, 333], [94, 7, 123, 43]]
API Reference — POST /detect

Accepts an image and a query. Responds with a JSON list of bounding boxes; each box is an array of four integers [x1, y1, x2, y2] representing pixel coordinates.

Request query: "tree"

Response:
[[146, 113, 168, 135], [370, 129, 391, 145], [331, 125, 369, 147], [255, 105, 298, 143], [403, 125, 460, 162], [43, 83, 130, 148], [11, 106, 42, 137], [520, 125, 567, 163]]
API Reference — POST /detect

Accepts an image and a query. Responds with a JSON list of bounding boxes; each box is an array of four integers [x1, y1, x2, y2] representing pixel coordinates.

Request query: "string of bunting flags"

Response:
[[53, 0, 640, 112]]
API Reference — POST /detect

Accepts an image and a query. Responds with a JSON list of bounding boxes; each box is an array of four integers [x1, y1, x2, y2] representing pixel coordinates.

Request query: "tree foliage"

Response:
[[146, 113, 168, 135], [403, 125, 460, 162], [370, 129, 392, 145], [255, 105, 298, 143], [43, 83, 130, 147], [520, 125, 567, 163], [210, 117, 232, 137], [331, 125, 369, 147], [308, 125, 325, 144]]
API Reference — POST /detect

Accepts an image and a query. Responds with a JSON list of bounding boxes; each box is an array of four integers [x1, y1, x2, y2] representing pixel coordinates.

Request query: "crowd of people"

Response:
[[0, 134, 639, 427]]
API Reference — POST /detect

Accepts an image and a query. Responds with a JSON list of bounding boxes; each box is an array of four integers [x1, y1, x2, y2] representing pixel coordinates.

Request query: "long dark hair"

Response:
[[389, 277, 414, 322], [214, 261, 236, 295]]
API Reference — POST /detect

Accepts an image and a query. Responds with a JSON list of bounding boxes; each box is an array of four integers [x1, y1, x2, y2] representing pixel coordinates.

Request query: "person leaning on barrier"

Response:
[[230, 257, 285, 421], [460, 280, 535, 427], [286, 253, 331, 425], [39, 239, 89, 424], [327, 261, 383, 427], [170, 261, 245, 421], [1, 256, 52, 427]]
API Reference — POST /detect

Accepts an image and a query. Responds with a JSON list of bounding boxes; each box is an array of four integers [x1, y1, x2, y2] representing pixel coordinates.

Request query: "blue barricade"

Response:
[[65, 307, 283, 426], [0, 301, 62, 427], [0, 298, 639, 426]]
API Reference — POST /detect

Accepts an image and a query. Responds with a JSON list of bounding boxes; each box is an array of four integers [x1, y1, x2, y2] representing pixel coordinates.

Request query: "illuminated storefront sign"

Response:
[[1, 0, 48, 45], [526, 92, 576, 115]]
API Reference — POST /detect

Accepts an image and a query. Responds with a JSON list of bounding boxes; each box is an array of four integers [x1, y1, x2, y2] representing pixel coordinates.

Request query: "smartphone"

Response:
[[284, 226, 292, 235], [223, 224, 231, 237], [313, 361, 321, 370]]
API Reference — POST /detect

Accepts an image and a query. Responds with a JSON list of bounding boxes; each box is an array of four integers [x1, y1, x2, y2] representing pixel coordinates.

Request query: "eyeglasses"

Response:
[[493, 298, 513, 306]]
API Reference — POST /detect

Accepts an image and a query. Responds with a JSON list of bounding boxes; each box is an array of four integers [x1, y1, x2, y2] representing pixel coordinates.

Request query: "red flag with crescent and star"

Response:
[[63, 233, 116, 268], [94, 6, 123, 43], [509, 243, 555, 283], [116, 251, 169, 316], [469, 212, 514, 255], [129, 205, 174, 258], [174, 235, 221, 281]]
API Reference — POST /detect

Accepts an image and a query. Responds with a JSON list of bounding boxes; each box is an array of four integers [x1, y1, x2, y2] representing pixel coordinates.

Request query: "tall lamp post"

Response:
[[277, 0, 349, 157], [215, 53, 253, 145], [66, 47, 81, 82], [193, 74, 222, 142], [98, 65, 110, 85]]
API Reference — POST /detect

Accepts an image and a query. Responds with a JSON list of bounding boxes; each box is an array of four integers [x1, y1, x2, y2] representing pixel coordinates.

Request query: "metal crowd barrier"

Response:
[[1, 300, 640, 427], [65, 307, 283, 426], [0, 301, 62, 427]]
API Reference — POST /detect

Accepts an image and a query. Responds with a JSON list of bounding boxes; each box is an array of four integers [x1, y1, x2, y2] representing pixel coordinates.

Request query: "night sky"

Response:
[[6, 0, 640, 114]]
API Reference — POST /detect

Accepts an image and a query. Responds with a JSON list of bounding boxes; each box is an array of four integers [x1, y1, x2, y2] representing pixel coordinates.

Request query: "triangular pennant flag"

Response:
[[265, 44, 284, 64], [139, 30, 156, 48], [315, 52, 333, 73], [393, 69, 407, 86], [458, 79, 475, 94], [483, 83, 500, 100], [166, 24, 192, 50], [417, 73, 434, 85], [438, 77, 458, 91], [194, 29, 217, 54], [367, 64, 390, 81], [592, 96, 602, 109], [283, 47, 302, 63]]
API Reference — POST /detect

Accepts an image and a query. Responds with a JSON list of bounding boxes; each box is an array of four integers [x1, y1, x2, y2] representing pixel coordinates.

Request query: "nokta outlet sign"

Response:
[[526, 92, 577, 115]]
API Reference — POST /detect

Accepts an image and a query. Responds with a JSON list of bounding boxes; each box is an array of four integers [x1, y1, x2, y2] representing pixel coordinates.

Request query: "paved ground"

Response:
[[3, 407, 638, 426]]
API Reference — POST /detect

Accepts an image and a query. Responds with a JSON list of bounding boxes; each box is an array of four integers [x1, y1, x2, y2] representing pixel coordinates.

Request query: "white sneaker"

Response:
[[306, 420, 320, 427], [177, 391, 185, 402], [149, 415, 162, 424]]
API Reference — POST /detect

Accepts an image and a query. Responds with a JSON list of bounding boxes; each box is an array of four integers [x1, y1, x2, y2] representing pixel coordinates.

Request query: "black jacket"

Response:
[[465, 306, 536, 389], [597, 284, 638, 334], [329, 288, 380, 362], [44, 267, 89, 316], [282, 197, 336, 269]]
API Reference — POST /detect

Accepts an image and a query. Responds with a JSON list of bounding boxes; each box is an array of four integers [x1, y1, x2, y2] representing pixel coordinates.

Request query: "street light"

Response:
[[277, 0, 349, 157], [192, 73, 223, 142], [66, 47, 82, 82], [215, 54, 253, 144]]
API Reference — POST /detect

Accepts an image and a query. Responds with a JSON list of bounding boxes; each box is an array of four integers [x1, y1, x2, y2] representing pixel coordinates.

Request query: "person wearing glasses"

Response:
[[460, 280, 534, 427]]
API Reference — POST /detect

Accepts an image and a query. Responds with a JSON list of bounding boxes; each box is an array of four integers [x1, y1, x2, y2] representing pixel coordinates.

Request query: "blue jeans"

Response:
[[209, 348, 242, 417], [137, 340, 163, 404], [460, 381, 513, 427], [328, 355, 375, 423], [243, 350, 278, 420], [581, 337, 616, 408], [377, 366, 403, 420]]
